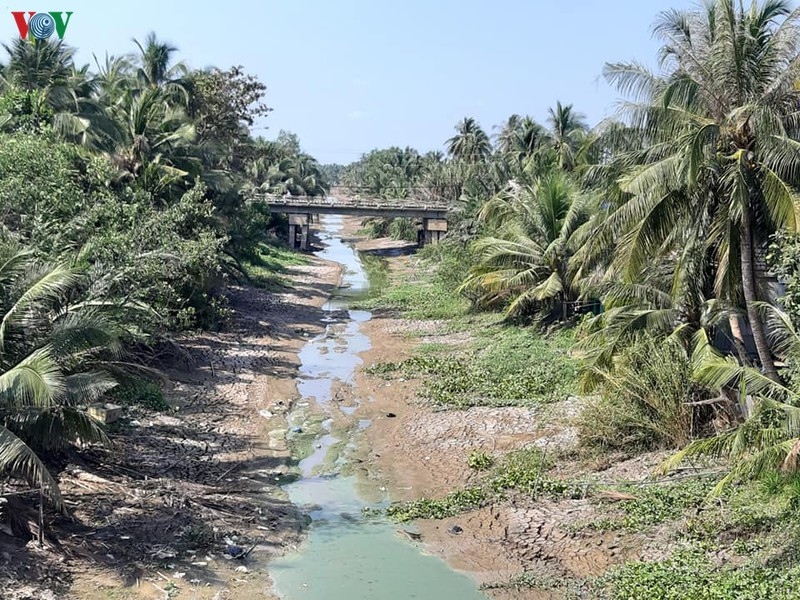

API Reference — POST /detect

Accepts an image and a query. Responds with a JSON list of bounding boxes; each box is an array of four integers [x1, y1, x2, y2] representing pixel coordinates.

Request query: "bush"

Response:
[[0, 132, 230, 331], [578, 335, 708, 452], [360, 216, 391, 238], [468, 450, 494, 471], [386, 487, 488, 521], [108, 379, 170, 412], [389, 217, 417, 241], [420, 239, 476, 291]]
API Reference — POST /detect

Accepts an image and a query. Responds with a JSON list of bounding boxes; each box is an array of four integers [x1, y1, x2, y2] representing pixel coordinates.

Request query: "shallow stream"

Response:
[[269, 215, 486, 600]]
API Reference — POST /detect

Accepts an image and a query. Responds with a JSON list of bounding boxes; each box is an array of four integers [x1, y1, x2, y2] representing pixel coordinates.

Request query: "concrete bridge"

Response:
[[248, 193, 450, 250]]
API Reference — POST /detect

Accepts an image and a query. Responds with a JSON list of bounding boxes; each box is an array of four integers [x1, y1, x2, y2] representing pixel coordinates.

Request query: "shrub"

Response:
[[0, 133, 230, 331], [578, 335, 709, 452], [389, 217, 417, 241], [386, 487, 488, 522], [368, 326, 577, 407], [109, 379, 170, 412], [468, 450, 494, 471]]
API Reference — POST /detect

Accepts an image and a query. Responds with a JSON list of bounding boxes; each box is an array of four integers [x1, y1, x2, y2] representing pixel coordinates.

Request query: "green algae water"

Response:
[[270, 214, 486, 600]]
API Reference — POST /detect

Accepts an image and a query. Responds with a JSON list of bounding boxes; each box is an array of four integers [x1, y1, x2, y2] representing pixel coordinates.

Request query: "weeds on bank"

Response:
[[386, 486, 488, 521], [591, 480, 800, 598], [109, 378, 170, 412], [467, 450, 494, 471], [355, 280, 469, 320], [595, 546, 800, 600], [241, 242, 309, 289], [575, 478, 711, 533], [385, 447, 588, 522], [572, 474, 797, 542], [367, 326, 577, 408]]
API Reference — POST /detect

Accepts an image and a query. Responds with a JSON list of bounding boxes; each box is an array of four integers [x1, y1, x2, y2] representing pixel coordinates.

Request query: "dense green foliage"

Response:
[[352, 3, 800, 596], [386, 447, 586, 522], [577, 335, 711, 452], [0, 34, 330, 504], [351, 0, 800, 502]]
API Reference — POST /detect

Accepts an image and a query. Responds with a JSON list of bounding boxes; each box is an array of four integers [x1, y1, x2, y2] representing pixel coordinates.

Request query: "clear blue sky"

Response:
[[1, 0, 696, 164]]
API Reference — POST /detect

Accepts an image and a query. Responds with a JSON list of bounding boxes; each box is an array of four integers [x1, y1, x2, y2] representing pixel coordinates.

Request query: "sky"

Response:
[[1, 0, 698, 164]]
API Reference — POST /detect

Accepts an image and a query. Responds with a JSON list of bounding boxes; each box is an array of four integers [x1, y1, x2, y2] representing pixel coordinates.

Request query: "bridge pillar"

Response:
[[420, 218, 448, 246], [288, 213, 312, 250]]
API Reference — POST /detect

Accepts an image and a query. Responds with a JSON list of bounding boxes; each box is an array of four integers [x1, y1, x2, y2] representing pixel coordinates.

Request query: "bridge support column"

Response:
[[420, 218, 448, 246], [288, 213, 312, 250]]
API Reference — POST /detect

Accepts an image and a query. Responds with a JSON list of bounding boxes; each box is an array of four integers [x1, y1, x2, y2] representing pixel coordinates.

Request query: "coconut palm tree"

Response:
[[131, 33, 188, 106], [132, 32, 186, 88], [101, 86, 199, 194], [1, 38, 73, 93], [598, 0, 800, 382], [446, 117, 492, 162], [661, 303, 800, 493], [495, 114, 522, 153], [459, 170, 592, 319], [0, 240, 134, 508], [546, 101, 587, 171], [495, 114, 549, 160], [0, 38, 105, 141]]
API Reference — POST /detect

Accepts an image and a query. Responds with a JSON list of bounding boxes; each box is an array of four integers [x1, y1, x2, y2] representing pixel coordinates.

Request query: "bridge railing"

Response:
[[247, 194, 450, 212]]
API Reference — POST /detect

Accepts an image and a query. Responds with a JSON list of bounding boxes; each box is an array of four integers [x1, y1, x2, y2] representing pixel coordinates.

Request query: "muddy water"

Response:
[[269, 215, 486, 600]]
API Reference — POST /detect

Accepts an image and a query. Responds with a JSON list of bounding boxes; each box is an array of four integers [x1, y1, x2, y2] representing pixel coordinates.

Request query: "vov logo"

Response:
[[11, 11, 73, 40]]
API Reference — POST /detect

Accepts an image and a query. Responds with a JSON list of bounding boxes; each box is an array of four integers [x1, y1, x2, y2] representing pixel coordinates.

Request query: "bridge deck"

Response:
[[248, 195, 450, 220]]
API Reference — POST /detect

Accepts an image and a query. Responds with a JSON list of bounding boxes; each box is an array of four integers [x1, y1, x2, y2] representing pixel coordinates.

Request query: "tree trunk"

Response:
[[728, 313, 750, 365], [740, 206, 781, 382]]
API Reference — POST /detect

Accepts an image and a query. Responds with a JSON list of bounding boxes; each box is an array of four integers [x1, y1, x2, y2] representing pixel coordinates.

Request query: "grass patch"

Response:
[[241, 242, 309, 289], [386, 447, 587, 522], [108, 378, 169, 412], [595, 547, 800, 600], [587, 482, 800, 598], [367, 325, 577, 408], [355, 280, 469, 320], [681, 478, 794, 546], [577, 478, 711, 533]]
